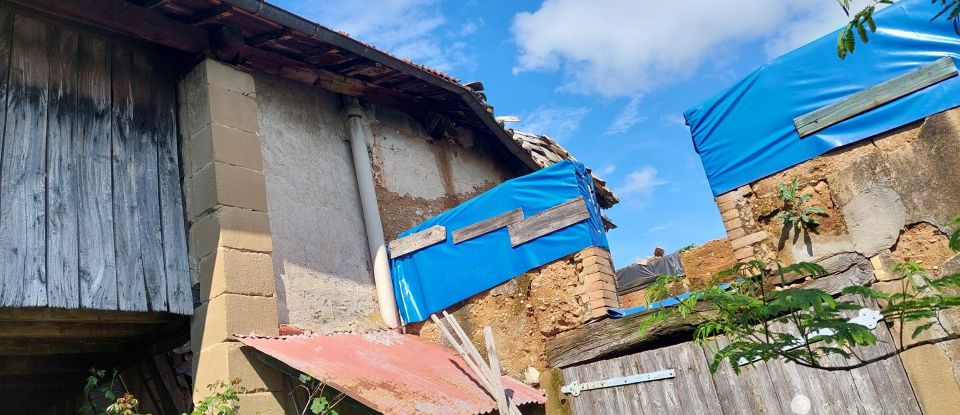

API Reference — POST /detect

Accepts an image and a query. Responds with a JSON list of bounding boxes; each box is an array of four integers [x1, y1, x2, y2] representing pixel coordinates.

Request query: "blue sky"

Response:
[[273, 0, 854, 267]]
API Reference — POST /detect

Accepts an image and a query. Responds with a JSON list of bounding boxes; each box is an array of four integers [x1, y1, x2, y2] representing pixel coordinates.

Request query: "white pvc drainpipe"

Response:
[[344, 98, 401, 328]]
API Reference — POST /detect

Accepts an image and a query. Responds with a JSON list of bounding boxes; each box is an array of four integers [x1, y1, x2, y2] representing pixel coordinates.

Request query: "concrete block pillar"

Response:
[[178, 59, 285, 413], [575, 247, 619, 319]]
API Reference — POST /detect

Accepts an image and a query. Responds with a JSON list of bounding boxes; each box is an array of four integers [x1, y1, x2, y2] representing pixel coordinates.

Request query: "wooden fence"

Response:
[[561, 320, 921, 414]]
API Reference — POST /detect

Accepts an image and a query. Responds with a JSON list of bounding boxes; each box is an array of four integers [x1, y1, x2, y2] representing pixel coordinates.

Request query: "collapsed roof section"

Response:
[[512, 130, 619, 209]]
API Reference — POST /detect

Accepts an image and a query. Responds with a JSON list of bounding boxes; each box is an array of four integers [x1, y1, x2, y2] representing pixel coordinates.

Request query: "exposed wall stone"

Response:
[[710, 108, 960, 414], [411, 247, 617, 380]]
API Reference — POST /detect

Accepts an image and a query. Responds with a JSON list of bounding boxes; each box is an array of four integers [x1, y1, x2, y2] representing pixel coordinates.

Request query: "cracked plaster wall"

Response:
[[253, 72, 523, 332]]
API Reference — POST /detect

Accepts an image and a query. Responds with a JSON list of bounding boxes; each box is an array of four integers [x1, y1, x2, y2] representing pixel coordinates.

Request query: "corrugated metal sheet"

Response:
[[235, 332, 545, 415]]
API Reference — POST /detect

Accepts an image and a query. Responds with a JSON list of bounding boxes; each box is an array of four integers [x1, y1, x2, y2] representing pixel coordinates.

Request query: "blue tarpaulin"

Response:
[[390, 160, 608, 324], [685, 0, 960, 196]]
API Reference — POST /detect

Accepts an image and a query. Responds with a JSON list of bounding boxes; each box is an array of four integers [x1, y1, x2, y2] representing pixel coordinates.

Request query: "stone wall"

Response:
[[254, 72, 525, 333], [713, 108, 960, 414], [412, 247, 618, 382]]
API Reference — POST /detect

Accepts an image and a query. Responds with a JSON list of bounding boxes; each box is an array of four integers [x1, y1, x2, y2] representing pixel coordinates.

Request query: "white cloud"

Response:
[[616, 166, 669, 199], [660, 113, 687, 127], [597, 164, 616, 176], [515, 106, 590, 142], [293, 0, 471, 73], [646, 222, 676, 234], [605, 96, 647, 135], [511, 0, 852, 97]]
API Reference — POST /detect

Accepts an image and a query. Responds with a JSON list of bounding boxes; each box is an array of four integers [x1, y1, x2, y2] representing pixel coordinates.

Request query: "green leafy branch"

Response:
[[291, 374, 343, 415], [81, 368, 152, 415], [774, 179, 827, 233], [187, 379, 243, 415], [836, 0, 960, 59]]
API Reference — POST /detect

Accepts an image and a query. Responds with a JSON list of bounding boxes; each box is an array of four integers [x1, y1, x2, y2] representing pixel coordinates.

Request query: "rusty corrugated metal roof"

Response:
[[235, 332, 545, 415]]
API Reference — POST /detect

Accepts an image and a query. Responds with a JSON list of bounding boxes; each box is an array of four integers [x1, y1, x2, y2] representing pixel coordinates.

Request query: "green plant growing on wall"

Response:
[[186, 379, 244, 415], [81, 368, 152, 415], [290, 374, 343, 415], [774, 179, 827, 234], [835, 0, 960, 59], [638, 214, 960, 373]]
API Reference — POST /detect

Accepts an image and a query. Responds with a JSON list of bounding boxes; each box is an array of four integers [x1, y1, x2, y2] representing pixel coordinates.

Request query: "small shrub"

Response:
[[186, 379, 243, 415], [774, 179, 827, 233]]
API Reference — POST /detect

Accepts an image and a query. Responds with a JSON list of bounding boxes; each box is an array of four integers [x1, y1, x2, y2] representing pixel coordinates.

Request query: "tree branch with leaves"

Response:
[[836, 0, 960, 58]]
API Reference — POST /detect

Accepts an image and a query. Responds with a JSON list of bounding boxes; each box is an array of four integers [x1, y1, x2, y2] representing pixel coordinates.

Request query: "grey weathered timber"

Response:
[[388, 225, 446, 258], [111, 46, 148, 311], [564, 323, 921, 415], [508, 196, 589, 247], [77, 35, 118, 310], [794, 56, 958, 137], [45, 25, 80, 308], [0, 10, 13, 306], [156, 61, 192, 315], [451, 208, 523, 244], [0, 11, 190, 314], [0, 14, 48, 307], [131, 50, 166, 312]]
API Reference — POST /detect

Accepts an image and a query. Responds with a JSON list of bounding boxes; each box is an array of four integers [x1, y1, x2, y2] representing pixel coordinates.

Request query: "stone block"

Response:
[[582, 263, 615, 277], [204, 59, 256, 96], [191, 294, 278, 353], [720, 208, 740, 222], [715, 190, 741, 205], [199, 247, 277, 300], [209, 85, 259, 134], [191, 207, 273, 258], [734, 245, 755, 261], [583, 271, 615, 286], [717, 199, 739, 213], [191, 123, 264, 173], [727, 227, 746, 240], [723, 217, 743, 232], [236, 391, 287, 415], [731, 231, 768, 250], [899, 343, 960, 415], [192, 342, 283, 396], [190, 162, 268, 219], [870, 254, 894, 281]]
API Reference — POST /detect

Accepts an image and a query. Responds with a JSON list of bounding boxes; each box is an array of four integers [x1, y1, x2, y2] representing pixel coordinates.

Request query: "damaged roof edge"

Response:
[[219, 0, 540, 172]]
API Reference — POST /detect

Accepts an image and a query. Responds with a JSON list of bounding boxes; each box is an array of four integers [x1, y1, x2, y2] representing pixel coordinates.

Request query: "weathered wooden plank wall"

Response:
[[562, 319, 923, 415], [0, 8, 191, 314]]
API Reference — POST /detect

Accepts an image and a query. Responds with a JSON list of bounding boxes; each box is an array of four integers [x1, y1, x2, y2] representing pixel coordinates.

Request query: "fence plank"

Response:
[[508, 196, 588, 247], [45, 24, 80, 309], [111, 45, 148, 311], [77, 35, 118, 310], [0, 14, 48, 307], [131, 50, 166, 312], [452, 208, 522, 244]]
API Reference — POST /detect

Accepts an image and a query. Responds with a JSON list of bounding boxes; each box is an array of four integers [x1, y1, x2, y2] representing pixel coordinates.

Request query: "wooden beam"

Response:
[[794, 56, 958, 137], [0, 338, 126, 355], [186, 4, 233, 26], [508, 196, 589, 247], [2, 0, 208, 53], [388, 225, 447, 258], [452, 208, 523, 244], [0, 321, 166, 338], [247, 29, 292, 47]]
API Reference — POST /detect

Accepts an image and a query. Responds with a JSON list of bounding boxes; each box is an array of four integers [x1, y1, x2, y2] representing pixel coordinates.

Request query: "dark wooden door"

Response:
[[0, 7, 191, 314]]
